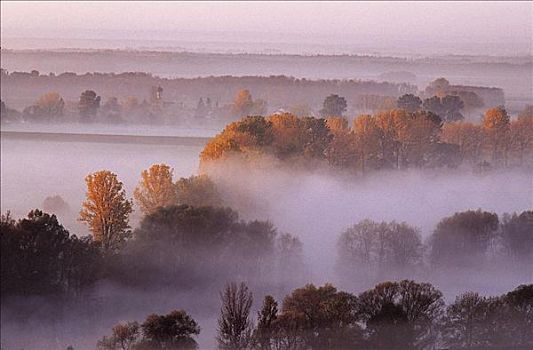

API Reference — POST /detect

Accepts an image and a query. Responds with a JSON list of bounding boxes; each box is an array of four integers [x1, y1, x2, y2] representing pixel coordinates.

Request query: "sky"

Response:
[[1, 1, 532, 54]]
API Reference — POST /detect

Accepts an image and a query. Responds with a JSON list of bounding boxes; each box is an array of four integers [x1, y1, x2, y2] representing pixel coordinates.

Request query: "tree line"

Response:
[[2, 163, 531, 299], [96, 280, 533, 350], [336, 210, 533, 284], [200, 104, 533, 171]]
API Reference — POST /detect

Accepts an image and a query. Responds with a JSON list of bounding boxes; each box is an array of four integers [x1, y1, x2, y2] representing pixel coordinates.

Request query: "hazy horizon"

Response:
[[2, 1, 532, 56]]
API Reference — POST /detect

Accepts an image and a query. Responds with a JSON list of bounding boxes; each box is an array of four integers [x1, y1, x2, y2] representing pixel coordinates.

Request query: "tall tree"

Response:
[[255, 295, 279, 350], [217, 282, 254, 350], [429, 209, 499, 268], [353, 114, 382, 173], [483, 106, 511, 166], [134, 163, 177, 215], [442, 292, 499, 349], [79, 90, 101, 120], [320, 94, 347, 117], [79, 170, 133, 253]]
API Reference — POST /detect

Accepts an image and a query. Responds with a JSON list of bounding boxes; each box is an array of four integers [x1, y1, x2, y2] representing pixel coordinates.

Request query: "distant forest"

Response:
[[0, 68, 507, 125]]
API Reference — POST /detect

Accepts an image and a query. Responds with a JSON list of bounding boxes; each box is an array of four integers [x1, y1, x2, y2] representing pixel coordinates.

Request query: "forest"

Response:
[[1, 149, 532, 349], [1, 69, 533, 349]]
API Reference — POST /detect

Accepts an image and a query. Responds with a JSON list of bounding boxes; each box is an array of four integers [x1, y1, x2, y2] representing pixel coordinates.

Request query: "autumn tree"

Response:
[[441, 122, 484, 164], [429, 209, 499, 268], [200, 116, 274, 164], [396, 94, 422, 113], [483, 106, 511, 165], [134, 164, 177, 215], [175, 174, 222, 207], [324, 122, 357, 169], [394, 110, 442, 168], [353, 114, 382, 173], [97, 322, 140, 350], [217, 282, 254, 350], [79, 170, 133, 253], [142, 310, 201, 349], [232, 89, 267, 118], [23, 92, 65, 122], [279, 283, 360, 349], [79, 90, 101, 120], [510, 112, 533, 165], [320, 94, 347, 117], [269, 113, 306, 159]]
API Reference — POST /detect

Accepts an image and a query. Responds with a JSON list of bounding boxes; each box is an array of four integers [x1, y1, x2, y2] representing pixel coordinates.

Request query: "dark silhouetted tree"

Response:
[[397, 94, 422, 113], [320, 94, 347, 117], [217, 282, 254, 350]]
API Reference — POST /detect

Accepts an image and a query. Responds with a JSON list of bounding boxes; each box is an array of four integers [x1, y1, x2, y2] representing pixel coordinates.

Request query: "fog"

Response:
[[2, 2, 532, 56], [1, 2, 532, 349], [2, 133, 532, 349]]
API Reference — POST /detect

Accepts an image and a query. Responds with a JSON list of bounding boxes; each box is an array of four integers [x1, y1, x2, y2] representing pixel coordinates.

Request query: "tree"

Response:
[[1, 210, 100, 296], [510, 112, 533, 166], [429, 209, 499, 268], [440, 95, 465, 122], [279, 283, 360, 350], [42, 195, 70, 214], [37, 92, 65, 120], [255, 295, 279, 350], [500, 211, 533, 263], [97, 322, 140, 350], [483, 106, 511, 165], [320, 94, 347, 117], [231, 90, 266, 118], [425, 77, 450, 97], [397, 94, 422, 113], [503, 284, 533, 347], [337, 220, 423, 280], [393, 110, 442, 168], [353, 114, 382, 173], [79, 170, 133, 253], [441, 122, 484, 164], [422, 96, 445, 119], [217, 282, 254, 350], [142, 310, 200, 349], [102, 97, 122, 123], [276, 233, 306, 286], [442, 292, 500, 349], [357, 280, 445, 350], [134, 164, 177, 215], [175, 174, 222, 208], [232, 90, 255, 118], [79, 90, 101, 120]]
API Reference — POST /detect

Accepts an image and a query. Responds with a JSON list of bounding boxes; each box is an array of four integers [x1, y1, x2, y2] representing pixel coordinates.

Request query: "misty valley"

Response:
[[1, 2, 533, 350]]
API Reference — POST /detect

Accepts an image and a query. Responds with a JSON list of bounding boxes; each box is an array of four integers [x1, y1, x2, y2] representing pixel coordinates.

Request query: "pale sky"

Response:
[[1, 1, 532, 50]]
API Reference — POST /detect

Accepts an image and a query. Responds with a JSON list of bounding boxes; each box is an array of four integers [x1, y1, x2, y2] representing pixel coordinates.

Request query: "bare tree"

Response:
[[217, 282, 254, 350]]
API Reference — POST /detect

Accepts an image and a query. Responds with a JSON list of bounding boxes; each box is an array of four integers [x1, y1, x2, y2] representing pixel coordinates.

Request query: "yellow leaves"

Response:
[[79, 170, 133, 252], [134, 164, 177, 215]]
